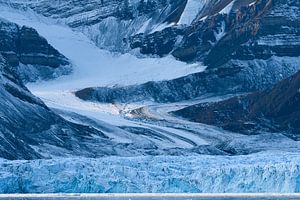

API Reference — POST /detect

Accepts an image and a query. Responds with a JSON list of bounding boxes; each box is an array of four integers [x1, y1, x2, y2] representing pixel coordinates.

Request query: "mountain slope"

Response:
[[0, 0, 198, 52], [0, 18, 70, 82], [0, 53, 118, 159], [174, 70, 300, 139], [131, 0, 300, 66], [0, 0, 299, 160], [76, 0, 300, 106]]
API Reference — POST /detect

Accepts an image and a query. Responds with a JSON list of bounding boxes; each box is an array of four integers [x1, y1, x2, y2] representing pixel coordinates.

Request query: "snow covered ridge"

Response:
[[1, 152, 300, 193]]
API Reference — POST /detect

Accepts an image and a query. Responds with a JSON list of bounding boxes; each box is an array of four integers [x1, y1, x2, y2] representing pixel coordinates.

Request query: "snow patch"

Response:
[[199, 15, 208, 21], [219, 0, 235, 15], [178, 0, 206, 25], [257, 34, 300, 46], [150, 22, 175, 34], [136, 19, 151, 34], [249, 1, 256, 6], [214, 21, 226, 42]]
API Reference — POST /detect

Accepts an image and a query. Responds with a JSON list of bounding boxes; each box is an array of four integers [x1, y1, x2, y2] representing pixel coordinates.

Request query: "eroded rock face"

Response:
[[0, 19, 70, 82], [0, 19, 68, 68], [131, 0, 300, 66], [174, 70, 300, 139], [76, 0, 300, 105]]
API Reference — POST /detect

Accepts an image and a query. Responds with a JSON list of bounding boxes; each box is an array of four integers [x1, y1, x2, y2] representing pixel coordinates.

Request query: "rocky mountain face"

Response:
[[0, 54, 112, 160], [0, 18, 70, 82], [75, 57, 299, 103], [1, 0, 191, 52], [131, 0, 300, 66], [0, 0, 299, 161], [2, 0, 299, 62], [174, 70, 300, 139], [75, 0, 300, 105]]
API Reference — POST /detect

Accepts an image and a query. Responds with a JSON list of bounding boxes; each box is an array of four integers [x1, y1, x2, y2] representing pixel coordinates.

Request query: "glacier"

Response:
[[0, 6, 205, 89], [1, 152, 300, 193], [0, 1, 299, 157], [0, 0, 300, 194]]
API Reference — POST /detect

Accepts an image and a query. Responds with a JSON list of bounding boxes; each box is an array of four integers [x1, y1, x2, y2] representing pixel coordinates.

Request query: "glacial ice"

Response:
[[1, 152, 300, 193], [0, 1, 300, 194]]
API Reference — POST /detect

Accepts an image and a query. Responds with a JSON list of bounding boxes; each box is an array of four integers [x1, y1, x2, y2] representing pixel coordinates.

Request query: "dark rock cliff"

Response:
[[130, 0, 300, 66], [174, 70, 300, 139], [0, 19, 70, 82]]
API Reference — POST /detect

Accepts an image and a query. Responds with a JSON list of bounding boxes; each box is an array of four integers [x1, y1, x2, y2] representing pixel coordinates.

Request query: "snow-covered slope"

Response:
[[177, 0, 207, 25], [0, 0, 299, 194], [1, 0, 299, 157], [2, 3, 299, 159], [0, 6, 204, 89], [0, 0, 203, 51]]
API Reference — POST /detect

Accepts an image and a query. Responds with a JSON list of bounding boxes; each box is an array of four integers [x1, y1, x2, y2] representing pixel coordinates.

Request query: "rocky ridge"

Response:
[[76, 0, 300, 106], [0, 18, 70, 82], [174, 70, 300, 139]]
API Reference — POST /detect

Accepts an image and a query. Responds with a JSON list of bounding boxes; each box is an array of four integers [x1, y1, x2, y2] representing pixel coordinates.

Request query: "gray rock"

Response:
[[0, 18, 70, 82]]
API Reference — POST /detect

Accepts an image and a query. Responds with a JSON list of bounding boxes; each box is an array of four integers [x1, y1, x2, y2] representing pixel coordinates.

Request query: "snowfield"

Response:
[[0, 7, 205, 90], [0, 5, 224, 152], [178, 0, 207, 25], [1, 152, 300, 193]]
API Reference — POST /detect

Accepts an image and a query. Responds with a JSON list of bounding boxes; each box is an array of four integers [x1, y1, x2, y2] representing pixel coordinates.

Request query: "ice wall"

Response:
[[0, 152, 300, 193]]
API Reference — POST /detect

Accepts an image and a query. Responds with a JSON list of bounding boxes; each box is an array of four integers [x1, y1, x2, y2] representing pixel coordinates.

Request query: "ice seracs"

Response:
[[0, 152, 300, 193]]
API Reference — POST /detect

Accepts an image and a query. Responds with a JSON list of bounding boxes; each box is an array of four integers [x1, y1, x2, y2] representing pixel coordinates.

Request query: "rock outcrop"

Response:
[[0, 18, 70, 82], [76, 57, 300, 103], [131, 0, 300, 66], [0, 54, 121, 160], [174, 70, 300, 139], [76, 0, 300, 105], [0, 0, 189, 51]]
